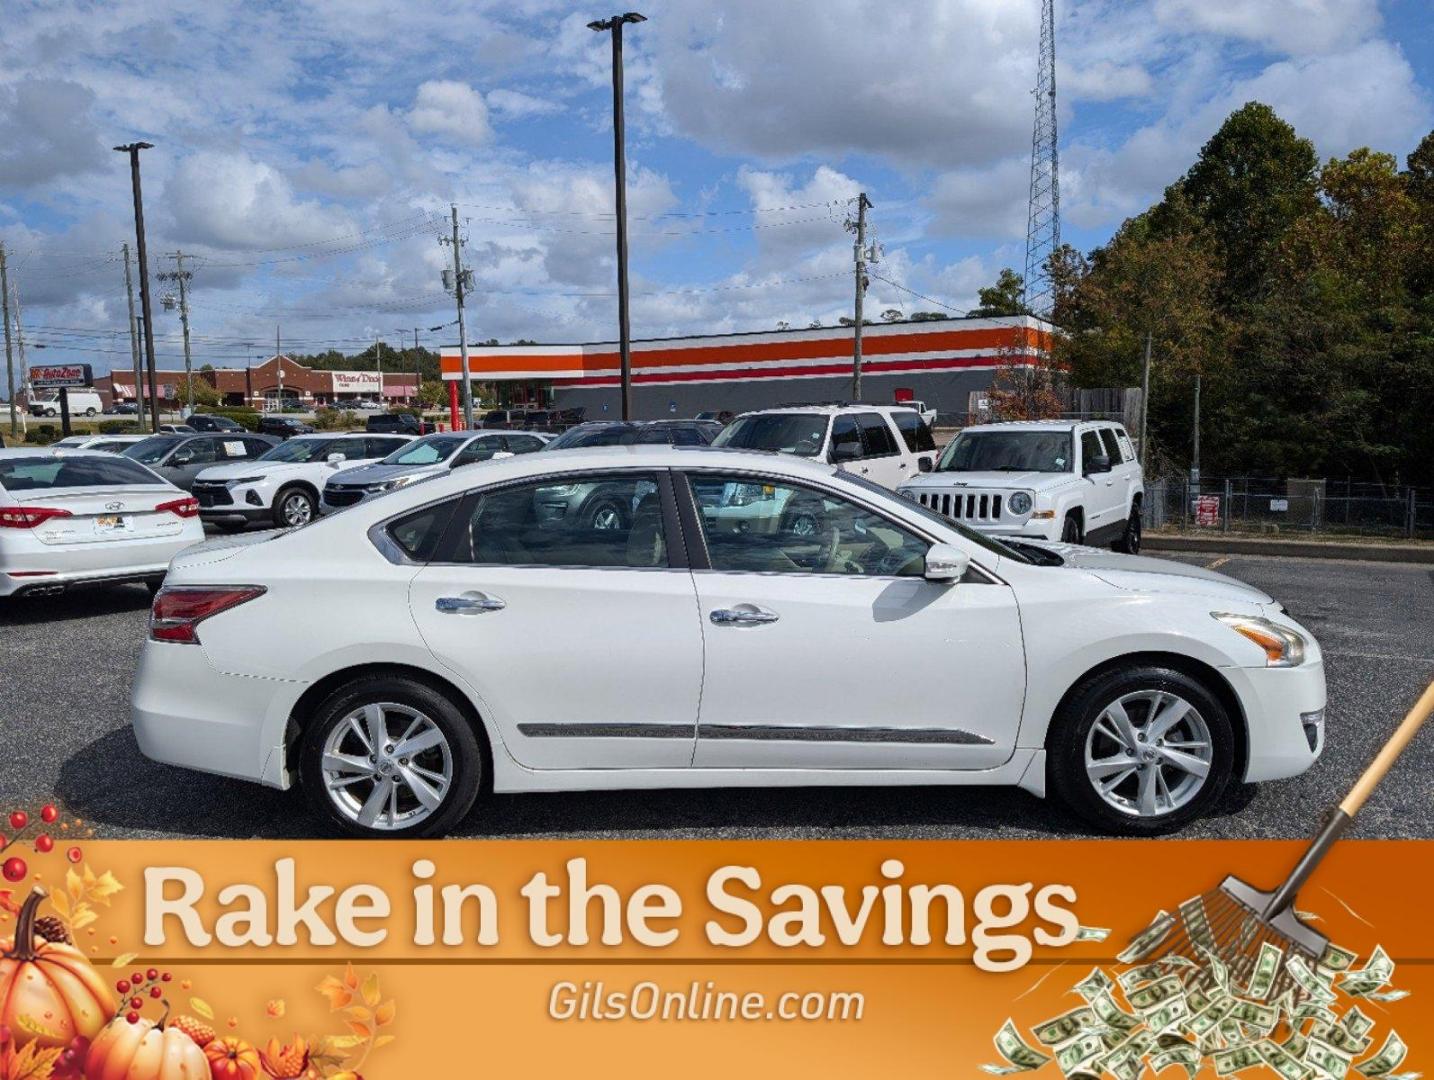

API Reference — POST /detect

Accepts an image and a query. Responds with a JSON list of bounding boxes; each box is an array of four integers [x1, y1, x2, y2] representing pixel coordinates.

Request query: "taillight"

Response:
[[0, 506, 73, 529], [155, 496, 200, 519], [150, 586, 266, 644]]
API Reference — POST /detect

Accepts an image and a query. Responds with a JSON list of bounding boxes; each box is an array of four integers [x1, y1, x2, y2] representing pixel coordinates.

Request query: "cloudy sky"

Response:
[[0, 0, 1430, 375]]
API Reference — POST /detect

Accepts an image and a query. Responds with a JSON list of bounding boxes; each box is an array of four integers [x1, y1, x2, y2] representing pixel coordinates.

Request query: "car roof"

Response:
[[958, 419, 1123, 433], [735, 403, 918, 417], [0, 446, 119, 459]]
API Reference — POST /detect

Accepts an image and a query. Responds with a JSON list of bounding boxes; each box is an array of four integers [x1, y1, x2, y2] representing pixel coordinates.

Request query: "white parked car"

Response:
[[712, 404, 938, 488], [0, 448, 204, 597], [322, 430, 550, 513], [51, 434, 149, 453], [898, 420, 1144, 552], [190, 433, 413, 530], [132, 445, 1325, 838]]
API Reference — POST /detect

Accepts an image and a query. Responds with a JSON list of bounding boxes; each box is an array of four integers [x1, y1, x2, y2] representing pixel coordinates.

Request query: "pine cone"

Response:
[[33, 915, 70, 944]]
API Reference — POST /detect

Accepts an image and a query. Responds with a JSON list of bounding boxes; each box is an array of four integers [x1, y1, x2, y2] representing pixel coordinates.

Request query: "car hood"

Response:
[[901, 469, 1078, 492], [1017, 540, 1274, 606], [329, 462, 440, 485], [195, 461, 312, 482]]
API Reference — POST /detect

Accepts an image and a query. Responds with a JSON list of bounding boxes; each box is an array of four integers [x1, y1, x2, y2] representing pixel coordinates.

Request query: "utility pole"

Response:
[[441, 204, 474, 428], [276, 324, 284, 409], [848, 192, 873, 401], [1190, 371, 1201, 498], [12, 283, 26, 417], [122, 243, 145, 431], [1139, 331, 1152, 463], [116, 142, 161, 432], [412, 328, 422, 408], [0, 242, 14, 438], [589, 12, 646, 420], [159, 251, 194, 415]]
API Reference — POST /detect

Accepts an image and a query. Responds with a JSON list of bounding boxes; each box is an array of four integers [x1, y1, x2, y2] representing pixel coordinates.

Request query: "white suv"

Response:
[[712, 404, 937, 488], [897, 420, 1144, 552], [191, 433, 414, 530]]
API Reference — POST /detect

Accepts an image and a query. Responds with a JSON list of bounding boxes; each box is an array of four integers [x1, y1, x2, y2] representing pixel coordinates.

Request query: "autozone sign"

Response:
[[29, 363, 93, 388], [331, 371, 382, 392]]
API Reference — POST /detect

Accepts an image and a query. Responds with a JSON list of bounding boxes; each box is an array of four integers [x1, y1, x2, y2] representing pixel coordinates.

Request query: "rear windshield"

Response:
[[123, 436, 184, 464], [713, 413, 828, 456], [0, 455, 161, 492]]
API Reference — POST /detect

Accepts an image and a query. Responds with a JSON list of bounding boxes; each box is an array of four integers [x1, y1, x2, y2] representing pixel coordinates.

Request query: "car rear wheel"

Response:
[[299, 676, 482, 838], [273, 486, 315, 528], [1061, 513, 1083, 544], [1113, 508, 1142, 554], [1046, 665, 1234, 835], [582, 497, 628, 531]]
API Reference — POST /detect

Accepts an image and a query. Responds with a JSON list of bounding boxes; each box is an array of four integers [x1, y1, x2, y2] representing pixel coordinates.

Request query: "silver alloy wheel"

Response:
[[788, 512, 818, 536], [590, 504, 622, 530], [281, 491, 313, 526], [1083, 689, 1213, 818], [320, 702, 454, 831]]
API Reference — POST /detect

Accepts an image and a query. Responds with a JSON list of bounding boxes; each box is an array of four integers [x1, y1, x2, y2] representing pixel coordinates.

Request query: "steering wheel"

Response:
[[817, 525, 841, 571]]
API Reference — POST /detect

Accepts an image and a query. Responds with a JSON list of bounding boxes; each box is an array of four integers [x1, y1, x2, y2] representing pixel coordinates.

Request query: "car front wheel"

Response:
[[1061, 513, 1083, 544], [299, 676, 483, 838], [273, 487, 315, 528], [1047, 666, 1234, 835]]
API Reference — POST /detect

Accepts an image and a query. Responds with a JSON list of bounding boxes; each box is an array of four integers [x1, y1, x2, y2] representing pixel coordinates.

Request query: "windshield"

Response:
[[838, 471, 1033, 564], [712, 413, 828, 456], [938, 430, 1073, 473], [123, 436, 183, 464], [384, 435, 465, 466], [258, 438, 335, 463]]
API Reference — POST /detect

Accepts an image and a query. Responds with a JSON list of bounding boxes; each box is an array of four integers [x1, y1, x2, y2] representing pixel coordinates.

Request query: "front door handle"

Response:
[[710, 606, 780, 626], [436, 593, 506, 615]]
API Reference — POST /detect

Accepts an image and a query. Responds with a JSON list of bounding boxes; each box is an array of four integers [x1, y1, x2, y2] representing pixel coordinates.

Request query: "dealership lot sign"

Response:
[[29, 363, 93, 388]]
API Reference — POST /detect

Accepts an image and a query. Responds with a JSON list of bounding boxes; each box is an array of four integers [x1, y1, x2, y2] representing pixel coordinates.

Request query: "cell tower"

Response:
[[1022, 0, 1060, 318]]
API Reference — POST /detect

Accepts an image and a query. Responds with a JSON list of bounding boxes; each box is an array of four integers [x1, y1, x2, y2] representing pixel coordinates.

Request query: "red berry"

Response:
[[129, 997, 143, 1010], [131, 972, 143, 986], [161, 972, 172, 982], [146, 968, 159, 981], [116, 980, 130, 994], [8, 811, 26, 831], [126, 1012, 139, 1025], [40, 805, 58, 824], [66, 846, 82, 864], [0, 834, 7, 849], [1, 857, 26, 883], [35, 834, 53, 853], [149, 986, 162, 999]]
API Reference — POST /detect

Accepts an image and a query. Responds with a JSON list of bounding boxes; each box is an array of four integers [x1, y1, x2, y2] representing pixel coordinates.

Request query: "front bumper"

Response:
[[131, 639, 301, 787], [1225, 659, 1328, 783]]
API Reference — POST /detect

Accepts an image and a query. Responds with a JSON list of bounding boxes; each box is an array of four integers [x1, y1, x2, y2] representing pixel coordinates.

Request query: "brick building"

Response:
[[94, 355, 418, 411]]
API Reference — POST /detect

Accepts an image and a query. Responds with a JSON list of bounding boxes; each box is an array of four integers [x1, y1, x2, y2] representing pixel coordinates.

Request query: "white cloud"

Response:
[[736, 164, 859, 266], [487, 88, 561, 119], [926, 157, 1031, 239], [1061, 60, 1154, 102], [0, 78, 108, 187], [163, 151, 352, 250], [408, 80, 492, 146], [1153, 0, 1382, 55]]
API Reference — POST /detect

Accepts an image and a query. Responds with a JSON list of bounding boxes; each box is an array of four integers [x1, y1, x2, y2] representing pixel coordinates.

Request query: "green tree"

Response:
[[970, 268, 1028, 316]]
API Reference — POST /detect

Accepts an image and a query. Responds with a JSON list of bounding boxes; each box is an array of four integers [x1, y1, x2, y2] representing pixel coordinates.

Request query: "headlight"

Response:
[[896, 487, 917, 501], [1008, 491, 1032, 515], [227, 476, 263, 486], [1212, 612, 1307, 667], [544, 484, 583, 497]]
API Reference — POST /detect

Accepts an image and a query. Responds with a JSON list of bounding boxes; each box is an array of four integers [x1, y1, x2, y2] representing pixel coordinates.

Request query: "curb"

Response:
[[1143, 534, 1434, 564]]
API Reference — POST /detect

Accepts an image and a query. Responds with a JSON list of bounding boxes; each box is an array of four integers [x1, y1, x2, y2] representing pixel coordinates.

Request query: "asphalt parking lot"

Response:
[[1, 550, 1431, 840]]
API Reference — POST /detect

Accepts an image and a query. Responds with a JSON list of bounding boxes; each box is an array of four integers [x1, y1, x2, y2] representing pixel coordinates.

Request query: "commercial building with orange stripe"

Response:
[[440, 314, 1052, 421]]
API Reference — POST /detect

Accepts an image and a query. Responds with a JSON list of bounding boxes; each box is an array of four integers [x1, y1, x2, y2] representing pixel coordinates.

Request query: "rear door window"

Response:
[[1098, 427, 1122, 463], [856, 413, 899, 458], [892, 410, 936, 453], [367, 437, 410, 458]]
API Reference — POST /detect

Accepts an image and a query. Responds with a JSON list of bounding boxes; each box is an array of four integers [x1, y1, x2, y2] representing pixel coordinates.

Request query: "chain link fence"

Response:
[[1143, 477, 1434, 540]]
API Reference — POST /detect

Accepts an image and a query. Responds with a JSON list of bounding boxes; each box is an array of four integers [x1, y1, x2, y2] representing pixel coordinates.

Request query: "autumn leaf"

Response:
[[190, 997, 215, 1021], [373, 1034, 396, 1049], [360, 973, 381, 1008], [2, 1041, 64, 1080], [47, 892, 70, 920], [315, 975, 353, 1011], [110, 953, 138, 968], [86, 869, 124, 905], [373, 1000, 395, 1027], [342, 1006, 371, 1025], [265, 999, 286, 1019], [65, 869, 83, 904], [0, 890, 20, 917], [342, 963, 359, 990], [345, 1020, 372, 1040]]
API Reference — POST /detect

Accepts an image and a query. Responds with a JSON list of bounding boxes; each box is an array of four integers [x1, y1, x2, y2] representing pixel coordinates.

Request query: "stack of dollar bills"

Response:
[[983, 903, 1415, 1080]]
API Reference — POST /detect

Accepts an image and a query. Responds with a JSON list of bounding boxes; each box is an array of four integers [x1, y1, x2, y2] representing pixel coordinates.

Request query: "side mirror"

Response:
[[923, 542, 970, 584], [1084, 453, 1111, 476], [918, 457, 934, 473], [829, 442, 862, 464], [171, 450, 192, 465], [491, 451, 515, 459]]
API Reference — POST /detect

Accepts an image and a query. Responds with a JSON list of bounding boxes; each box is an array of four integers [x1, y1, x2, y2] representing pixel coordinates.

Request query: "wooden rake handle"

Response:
[[1339, 677, 1434, 818]]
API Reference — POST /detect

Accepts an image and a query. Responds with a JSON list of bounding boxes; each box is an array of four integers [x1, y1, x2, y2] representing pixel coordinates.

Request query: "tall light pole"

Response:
[[159, 252, 194, 415], [115, 142, 161, 433], [588, 11, 645, 421], [1, 242, 15, 438]]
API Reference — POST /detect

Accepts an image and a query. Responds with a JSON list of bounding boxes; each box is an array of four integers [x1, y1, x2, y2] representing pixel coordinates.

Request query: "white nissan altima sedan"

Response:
[[131, 445, 1326, 838], [0, 448, 205, 597]]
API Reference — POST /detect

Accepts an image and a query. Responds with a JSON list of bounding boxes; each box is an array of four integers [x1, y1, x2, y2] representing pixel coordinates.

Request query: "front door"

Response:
[[408, 470, 703, 770], [1079, 428, 1122, 537], [682, 471, 1026, 770]]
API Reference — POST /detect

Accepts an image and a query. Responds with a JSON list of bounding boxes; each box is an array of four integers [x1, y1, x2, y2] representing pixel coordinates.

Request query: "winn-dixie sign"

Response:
[[29, 363, 93, 388], [331, 370, 382, 393]]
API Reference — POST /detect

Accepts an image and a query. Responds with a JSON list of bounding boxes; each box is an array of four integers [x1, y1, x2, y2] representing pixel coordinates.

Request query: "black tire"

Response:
[[1061, 512, 1083, 544], [1046, 665, 1234, 836], [84, 407, 97, 417], [299, 675, 483, 838], [272, 486, 316, 528], [1113, 507, 1142, 554], [581, 495, 628, 532], [781, 498, 824, 537]]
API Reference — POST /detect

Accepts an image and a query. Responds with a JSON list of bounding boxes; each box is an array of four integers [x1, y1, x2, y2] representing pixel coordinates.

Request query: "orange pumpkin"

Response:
[[204, 1036, 261, 1080], [0, 887, 115, 1050], [84, 1015, 208, 1080]]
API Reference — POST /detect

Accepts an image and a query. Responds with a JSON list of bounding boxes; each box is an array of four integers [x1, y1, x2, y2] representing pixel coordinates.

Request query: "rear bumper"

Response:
[[0, 530, 203, 597], [198, 507, 272, 526], [1226, 659, 1328, 783], [131, 640, 301, 787]]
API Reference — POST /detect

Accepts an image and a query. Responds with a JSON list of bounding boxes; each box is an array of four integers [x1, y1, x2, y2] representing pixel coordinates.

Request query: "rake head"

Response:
[[1148, 876, 1328, 1004]]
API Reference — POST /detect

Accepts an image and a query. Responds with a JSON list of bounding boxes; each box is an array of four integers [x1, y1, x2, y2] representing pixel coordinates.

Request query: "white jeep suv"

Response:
[[712, 404, 938, 489], [897, 420, 1144, 552], [192, 433, 414, 530]]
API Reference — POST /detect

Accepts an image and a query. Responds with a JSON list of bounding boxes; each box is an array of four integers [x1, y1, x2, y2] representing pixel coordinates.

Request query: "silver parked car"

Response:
[[321, 430, 551, 512]]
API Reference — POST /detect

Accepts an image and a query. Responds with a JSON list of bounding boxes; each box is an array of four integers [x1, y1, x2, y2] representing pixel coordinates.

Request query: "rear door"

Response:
[[891, 410, 938, 474], [1078, 428, 1120, 536], [854, 412, 906, 488], [407, 469, 703, 769], [1099, 426, 1136, 524], [163, 437, 221, 489]]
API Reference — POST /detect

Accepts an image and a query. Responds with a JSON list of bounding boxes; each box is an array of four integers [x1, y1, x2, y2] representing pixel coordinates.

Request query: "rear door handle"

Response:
[[436, 593, 505, 614], [710, 606, 780, 626]]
